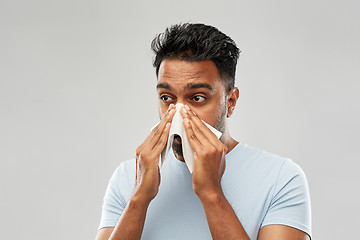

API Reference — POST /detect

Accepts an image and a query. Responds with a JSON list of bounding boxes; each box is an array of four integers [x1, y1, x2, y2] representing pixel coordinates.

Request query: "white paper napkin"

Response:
[[157, 103, 222, 173]]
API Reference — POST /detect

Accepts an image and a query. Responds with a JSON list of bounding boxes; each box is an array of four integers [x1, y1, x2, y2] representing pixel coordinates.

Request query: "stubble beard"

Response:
[[172, 135, 183, 157]]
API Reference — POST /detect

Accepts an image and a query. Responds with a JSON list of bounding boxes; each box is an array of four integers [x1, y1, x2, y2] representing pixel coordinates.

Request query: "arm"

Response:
[[200, 193, 311, 240], [180, 105, 310, 240], [95, 105, 176, 240], [180, 105, 249, 240], [258, 225, 310, 240], [96, 196, 151, 240], [199, 190, 250, 239]]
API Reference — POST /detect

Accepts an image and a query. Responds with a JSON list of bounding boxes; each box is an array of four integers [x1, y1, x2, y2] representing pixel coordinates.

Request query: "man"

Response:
[[96, 23, 311, 240]]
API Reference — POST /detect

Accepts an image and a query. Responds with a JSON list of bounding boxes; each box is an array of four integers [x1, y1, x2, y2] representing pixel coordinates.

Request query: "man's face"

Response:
[[157, 59, 228, 157]]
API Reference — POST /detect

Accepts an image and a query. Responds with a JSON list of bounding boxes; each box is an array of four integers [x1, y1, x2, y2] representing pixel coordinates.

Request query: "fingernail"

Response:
[[184, 118, 190, 125], [184, 105, 190, 111], [182, 107, 187, 113]]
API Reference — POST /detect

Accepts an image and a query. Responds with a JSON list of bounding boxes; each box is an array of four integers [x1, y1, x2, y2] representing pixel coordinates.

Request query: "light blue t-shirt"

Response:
[[99, 142, 312, 239]]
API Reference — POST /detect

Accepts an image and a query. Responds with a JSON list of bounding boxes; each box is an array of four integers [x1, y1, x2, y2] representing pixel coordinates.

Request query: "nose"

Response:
[[175, 102, 184, 111]]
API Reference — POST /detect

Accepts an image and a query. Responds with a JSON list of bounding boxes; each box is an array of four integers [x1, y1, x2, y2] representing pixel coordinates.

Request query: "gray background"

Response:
[[0, 0, 359, 239]]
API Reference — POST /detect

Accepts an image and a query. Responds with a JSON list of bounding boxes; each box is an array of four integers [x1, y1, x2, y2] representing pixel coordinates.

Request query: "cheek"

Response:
[[195, 97, 226, 125], [158, 105, 168, 120], [194, 109, 218, 125]]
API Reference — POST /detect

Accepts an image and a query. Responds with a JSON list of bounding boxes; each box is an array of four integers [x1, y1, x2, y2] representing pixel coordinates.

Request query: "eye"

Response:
[[192, 95, 206, 103], [160, 95, 173, 102]]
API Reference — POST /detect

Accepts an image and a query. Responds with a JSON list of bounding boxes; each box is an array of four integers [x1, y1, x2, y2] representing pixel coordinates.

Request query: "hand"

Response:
[[133, 104, 176, 203], [180, 105, 227, 199]]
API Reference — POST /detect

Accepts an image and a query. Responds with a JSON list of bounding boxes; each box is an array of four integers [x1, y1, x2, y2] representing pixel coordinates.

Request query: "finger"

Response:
[[182, 117, 206, 153], [181, 105, 219, 146], [137, 106, 174, 156], [152, 122, 171, 154], [151, 103, 175, 132], [160, 103, 176, 120], [143, 104, 175, 146], [181, 108, 211, 147], [147, 107, 175, 150]]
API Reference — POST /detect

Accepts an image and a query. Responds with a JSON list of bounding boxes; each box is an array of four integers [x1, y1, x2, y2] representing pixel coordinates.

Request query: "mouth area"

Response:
[[173, 134, 182, 144], [172, 134, 184, 157]]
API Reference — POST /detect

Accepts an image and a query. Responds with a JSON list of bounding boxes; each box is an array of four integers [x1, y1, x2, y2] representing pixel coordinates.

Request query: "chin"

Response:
[[172, 142, 183, 157]]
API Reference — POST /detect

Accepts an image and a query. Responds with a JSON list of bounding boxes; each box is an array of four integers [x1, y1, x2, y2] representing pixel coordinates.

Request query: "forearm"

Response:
[[109, 195, 150, 240], [199, 190, 250, 240]]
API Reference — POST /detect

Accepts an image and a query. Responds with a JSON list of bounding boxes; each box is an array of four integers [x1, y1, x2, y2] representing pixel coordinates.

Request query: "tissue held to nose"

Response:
[[171, 103, 185, 157], [158, 103, 222, 173]]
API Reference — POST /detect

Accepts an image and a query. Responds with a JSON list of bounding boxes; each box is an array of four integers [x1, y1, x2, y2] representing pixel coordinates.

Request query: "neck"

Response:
[[220, 128, 238, 154]]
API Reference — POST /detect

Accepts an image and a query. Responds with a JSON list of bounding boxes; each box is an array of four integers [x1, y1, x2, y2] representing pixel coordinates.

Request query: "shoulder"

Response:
[[227, 142, 294, 173], [111, 158, 136, 181], [102, 159, 137, 205], [99, 159, 136, 230], [226, 142, 308, 191], [227, 143, 311, 236], [107, 159, 136, 192], [114, 158, 136, 175]]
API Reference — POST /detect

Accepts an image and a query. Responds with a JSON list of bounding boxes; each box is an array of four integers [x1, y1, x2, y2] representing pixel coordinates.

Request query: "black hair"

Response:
[[151, 23, 240, 91]]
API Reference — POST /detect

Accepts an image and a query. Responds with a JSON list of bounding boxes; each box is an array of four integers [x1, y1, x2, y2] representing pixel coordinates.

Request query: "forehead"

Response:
[[157, 60, 224, 88]]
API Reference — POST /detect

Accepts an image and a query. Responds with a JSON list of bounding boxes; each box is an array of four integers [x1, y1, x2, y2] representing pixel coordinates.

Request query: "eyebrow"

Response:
[[156, 83, 171, 90], [156, 82, 213, 91], [186, 83, 213, 91]]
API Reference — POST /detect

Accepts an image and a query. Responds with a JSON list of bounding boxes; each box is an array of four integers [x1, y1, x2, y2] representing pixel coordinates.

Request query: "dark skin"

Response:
[[95, 60, 310, 240]]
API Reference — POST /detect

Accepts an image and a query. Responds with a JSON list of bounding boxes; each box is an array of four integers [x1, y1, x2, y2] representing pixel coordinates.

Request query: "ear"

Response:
[[226, 87, 239, 118]]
